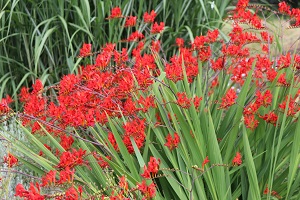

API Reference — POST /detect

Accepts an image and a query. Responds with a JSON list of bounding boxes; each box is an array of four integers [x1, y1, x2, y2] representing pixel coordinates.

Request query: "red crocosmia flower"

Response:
[[125, 16, 137, 27], [65, 186, 78, 200], [176, 38, 184, 47], [137, 180, 156, 199], [0, 95, 13, 115], [60, 134, 74, 150], [202, 156, 210, 170], [119, 176, 129, 192], [151, 22, 164, 34], [58, 167, 75, 184], [193, 96, 203, 109], [277, 53, 291, 70], [278, 2, 291, 14], [164, 133, 180, 151], [108, 132, 119, 152], [277, 73, 288, 86], [93, 153, 111, 168], [15, 182, 44, 199], [206, 29, 219, 43], [259, 111, 278, 126], [266, 68, 277, 82], [79, 43, 92, 57], [279, 95, 298, 116], [3, 153, 18, 168], [141, 157, 160, 178], [41, 170, 56, 186], [57, 148, 87, 169], [143, 10, 156, 23], [211, 57, 225, 71], [244, 114, 259, 130], [232, 152, 242, 166], [108, 7, 122, 19], [126, 31, 144, 42], [260, 31, 273, 43], [255, 90, 272, 107], [219, 88, 237, 109], [177, 92, 191, 109]]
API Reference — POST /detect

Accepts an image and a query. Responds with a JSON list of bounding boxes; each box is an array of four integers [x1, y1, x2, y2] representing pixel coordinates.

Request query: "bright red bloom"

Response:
[[244, 115, 259, 130], [255, 90, 272, 107], [176, 92, 191, 109], [278, 2, 291, 14], [79, 43, 92, 57], [193, 96, 203, 109], [143, 10, 156, 23], [93, 153, 111, 168], [119, 176, 129, 192], [260, 31, 273, 43], [219, 88, 237, 109], [0, 95, 12, 115], [125, 16, 137, 27], [260, 111, 278, 126], [202, 156, 210, 169], [277, 52, 291, 70], [57, 148, 87, 169], [60, 134, 74, 150], [108, 132, 119, 152], [3, 153, 18, 168], [108, 7, 122, 19], [41, 170, 56, 186], [137, 180, 156, 199], [232, 152, 242, 166], [206, 29, 219, 43], [151, 22, 164, 34], [65, 186, 78, 200], [126, 31, 145, 42], [141, 157, 160, 179], [175, 38, 184, 47], [164, 133, 180, 151], [278, 73, 288, 85], [58, 167, 75, 184], [15, 182, 44, 200]]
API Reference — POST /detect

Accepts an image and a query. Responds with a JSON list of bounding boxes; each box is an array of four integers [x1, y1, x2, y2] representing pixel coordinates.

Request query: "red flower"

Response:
[[60, 134, 74, 150], [137, 180, 156, 199], [143, 10, 156, 23], [244, 115, 259, 131], [219, 88, 237, 109], [0, 95, 12, 115], [3, 153, 18, 168], [232, 152, 242, 166], [79, 43, 92, 57], [164, 133, 180, 151], [151, 22, 164, 34], [57, 148, 87, 169], [259, 111, 278, 126], [15, 182, 44, 200], [58, 167, 75, 184], [108, 7, 122, 19], [202, 156, 210, 169], [65, 186, 78, 200], [41, 170, 56, 186], [278, 2, 291, 14], [119, 176, 128, 192], [125, 16, 137, 27], [176, 38, 184, 47], [176, 92, 191, 109], [141, 157, 160, 178]]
